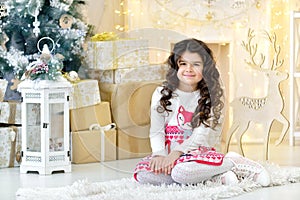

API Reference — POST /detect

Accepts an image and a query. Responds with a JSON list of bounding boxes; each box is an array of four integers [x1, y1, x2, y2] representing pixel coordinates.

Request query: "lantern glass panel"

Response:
[[26, 103, 41, 152], [49, 103, 64, 152]]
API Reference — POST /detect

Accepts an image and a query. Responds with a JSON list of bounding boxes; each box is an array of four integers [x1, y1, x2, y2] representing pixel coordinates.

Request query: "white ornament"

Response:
[[67, 71, 79, 82], [33, 14, 40, 37]]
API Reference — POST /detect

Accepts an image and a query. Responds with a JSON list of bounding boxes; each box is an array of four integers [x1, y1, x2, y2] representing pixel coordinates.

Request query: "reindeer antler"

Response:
[[241, 29, 265, 69], [264, 31, 284, 70], [242, 29, 284, 71]]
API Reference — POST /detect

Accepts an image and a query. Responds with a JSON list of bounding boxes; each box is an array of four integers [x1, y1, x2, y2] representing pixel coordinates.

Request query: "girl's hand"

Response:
[[149, 156, 165, 174], [162, 151, 183, 175]]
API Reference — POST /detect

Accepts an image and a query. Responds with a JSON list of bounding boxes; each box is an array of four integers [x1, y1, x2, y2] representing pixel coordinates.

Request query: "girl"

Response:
[[134, 38, 270, 186]]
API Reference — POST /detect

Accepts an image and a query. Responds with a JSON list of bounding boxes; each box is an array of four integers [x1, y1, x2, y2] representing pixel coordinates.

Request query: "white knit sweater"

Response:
[[149, 86, 222, 156]]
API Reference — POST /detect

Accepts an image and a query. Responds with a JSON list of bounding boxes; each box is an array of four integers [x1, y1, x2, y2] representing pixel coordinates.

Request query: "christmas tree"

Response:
[[0, 0, 90, 100], [0, 0, 89, 79]]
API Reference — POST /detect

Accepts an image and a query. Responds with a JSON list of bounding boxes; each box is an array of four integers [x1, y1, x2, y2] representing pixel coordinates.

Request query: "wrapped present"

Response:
[[99, 80, 162, 103], [70, 102, 112, 132], [117, 129, 151, 160], [87, 39, 149, 70], [0, 126, 22, 168], [69, 79, 101, 109], [0, 79, 8, 102], [71, 129, 117, 163], [0, 102, 21, 125], [99, 81, 161, 159], [86, 64, 168, 84]]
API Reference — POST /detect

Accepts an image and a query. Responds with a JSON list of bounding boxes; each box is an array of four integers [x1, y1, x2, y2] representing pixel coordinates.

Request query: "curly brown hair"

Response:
[[158, 38, 224, 129]]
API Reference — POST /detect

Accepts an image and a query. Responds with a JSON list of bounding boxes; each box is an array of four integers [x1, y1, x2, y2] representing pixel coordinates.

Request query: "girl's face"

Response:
[[176, 51, 203, 92]]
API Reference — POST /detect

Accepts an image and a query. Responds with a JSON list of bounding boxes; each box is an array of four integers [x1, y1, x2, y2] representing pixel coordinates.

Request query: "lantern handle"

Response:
[[37, 37, 55, 53]]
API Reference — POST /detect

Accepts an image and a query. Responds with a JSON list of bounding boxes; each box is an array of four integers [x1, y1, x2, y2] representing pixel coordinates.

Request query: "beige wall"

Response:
[[85, 0, 124, 34]]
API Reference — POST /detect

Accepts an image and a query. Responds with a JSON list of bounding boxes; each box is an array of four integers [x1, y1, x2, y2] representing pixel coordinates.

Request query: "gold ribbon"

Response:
[[8, 102, 17, 124], [92, 42, 99, 70], [11, 126, 22, 164], [0, 90, 3, 101], [112, 41, 118, 70], [72, 83, 83, 109], [90, 32, 119, 41], [8, 126, 17, 167], [91, 32, 120, 70]]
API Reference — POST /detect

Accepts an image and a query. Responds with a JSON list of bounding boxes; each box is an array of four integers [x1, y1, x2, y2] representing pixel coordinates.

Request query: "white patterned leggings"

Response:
[[135, 158, 234, 185]]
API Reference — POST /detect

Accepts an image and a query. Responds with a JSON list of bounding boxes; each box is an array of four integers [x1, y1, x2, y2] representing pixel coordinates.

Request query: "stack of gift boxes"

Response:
[[69, 79, 117, 163], [0, 37, 169, 167], [86, 37, 168, 159], [0, 79, 22, 168], [86, 39, 167, 84]]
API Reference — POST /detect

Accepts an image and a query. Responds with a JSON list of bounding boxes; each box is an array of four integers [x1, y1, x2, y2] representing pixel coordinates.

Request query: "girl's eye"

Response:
[[179, 62, 187, 66], [194, 63, 202, 68]]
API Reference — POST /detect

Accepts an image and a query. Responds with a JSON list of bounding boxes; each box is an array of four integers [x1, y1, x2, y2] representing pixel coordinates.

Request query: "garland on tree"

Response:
[[0, 0, 90, 80]]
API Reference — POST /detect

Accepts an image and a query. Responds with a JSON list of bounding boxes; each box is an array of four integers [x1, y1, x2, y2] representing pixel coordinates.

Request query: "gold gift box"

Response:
[[87, 39, 149, 70], [70, 102, 112, 132], [86, 64, 168, 84], [71, 129, 117, 163], [99, 81, 163, 159], [0, 126, 22, 168], [0, 102, 21, 125], [69, 79, 101, 110]]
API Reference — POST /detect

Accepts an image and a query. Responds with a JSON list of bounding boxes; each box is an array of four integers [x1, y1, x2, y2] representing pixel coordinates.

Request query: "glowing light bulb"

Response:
[[256, 1, 261, 9]]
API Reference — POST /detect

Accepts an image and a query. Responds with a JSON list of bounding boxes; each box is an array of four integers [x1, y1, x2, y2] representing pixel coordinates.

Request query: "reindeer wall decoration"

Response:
[[225, 29, 289, 160]]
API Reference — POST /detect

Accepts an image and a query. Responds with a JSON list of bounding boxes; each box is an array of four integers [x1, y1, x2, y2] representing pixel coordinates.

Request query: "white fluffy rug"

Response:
[[16, 163, 300, 200]]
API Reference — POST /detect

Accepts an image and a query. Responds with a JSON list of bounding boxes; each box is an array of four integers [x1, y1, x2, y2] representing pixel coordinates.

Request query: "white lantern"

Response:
[[18, 79, 72, 175]]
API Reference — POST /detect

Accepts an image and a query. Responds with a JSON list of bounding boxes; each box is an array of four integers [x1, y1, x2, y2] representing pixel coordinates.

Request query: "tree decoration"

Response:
[[0, 0, 89, 78], [0, 4, 8, 19], [32, 9, 41, 37], [22, 36, 63, 81], [59, 14, 73, 29], [63, 70, 80, 83], [0, 32, 9, 51]]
